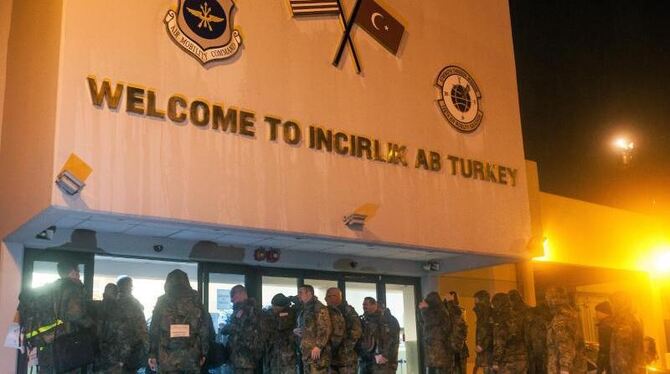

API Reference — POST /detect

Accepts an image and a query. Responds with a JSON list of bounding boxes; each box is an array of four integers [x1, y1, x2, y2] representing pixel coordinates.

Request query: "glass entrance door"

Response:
[[23, 249, 94, 296], [385, 284, 420, 374], [198, 262, 423, 373]]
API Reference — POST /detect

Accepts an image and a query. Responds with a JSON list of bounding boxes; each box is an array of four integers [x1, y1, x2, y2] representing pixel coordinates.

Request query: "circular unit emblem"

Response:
[[183, 0, 227, 39], [435, 66, 483, 133]]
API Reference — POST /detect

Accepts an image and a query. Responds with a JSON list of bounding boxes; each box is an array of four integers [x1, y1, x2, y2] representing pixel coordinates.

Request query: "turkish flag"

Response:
[[354, 0, 405, 55]]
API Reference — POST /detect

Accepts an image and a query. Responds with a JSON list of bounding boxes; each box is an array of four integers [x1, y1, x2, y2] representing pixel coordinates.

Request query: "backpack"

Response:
[[327, 306, 346, 350], [17, 284, 61, 349]]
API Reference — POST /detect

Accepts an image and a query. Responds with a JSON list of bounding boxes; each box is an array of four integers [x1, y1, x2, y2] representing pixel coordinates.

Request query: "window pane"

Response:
[[386, 284, 419, 374], [345, 281, 377, 316], [93, 256, 197, 321], [262, 276, 298, 308], [32, 261, 85, 288], [304, 279, 338, 302], [208, 272, 245, 327]]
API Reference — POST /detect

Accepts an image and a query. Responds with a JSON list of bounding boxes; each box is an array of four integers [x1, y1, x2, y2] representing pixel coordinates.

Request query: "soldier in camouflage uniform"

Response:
[[358, 297, 394, 374], [94, 283, 120, 372], [28, 261, 94, 374], [544, 287, 586, 374], [379, 302, 401, 373], [419, 292, 453, 374], [594, 301, 613, 374], [446, 291, 469, 374], [473, 290, 493, 374], [325, 287, 362, 374], [220, 285, 263, 374], [491, 292, 527, 374], [263, 293, 298, 374], [116, 277, 149, 372], [148, 269, 210, 373], [609, 291, 644, 374], [295, 285, 332, 374], [526, 303, 552, 374]]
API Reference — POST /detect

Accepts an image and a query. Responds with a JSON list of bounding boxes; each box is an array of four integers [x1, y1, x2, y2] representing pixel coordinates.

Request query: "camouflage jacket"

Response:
[[474, 304, 494, 357], [420, 303, 453, 368], [448, 303, 469, 357], [492, 310, 527, 366], [546, 306, 586, 374], [221, 298, 263, 369], [331, 301, 362, 367], [297, 297, 332, 368], [610, 313, 644, 374], [25, 278, 94, 371], [149, 270, 210, 372], [383, 309, 401, 370], [596, 316, 613, 373], [116, 294, 149, 369], [526, 305, 551, 359], [263, 306, 297, 374]]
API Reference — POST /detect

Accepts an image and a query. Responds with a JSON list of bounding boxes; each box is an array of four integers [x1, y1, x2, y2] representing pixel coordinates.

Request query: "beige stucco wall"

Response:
[[0, 0, 63, 368], [539, 192, 670, 271], [49, 0, 530, 258]]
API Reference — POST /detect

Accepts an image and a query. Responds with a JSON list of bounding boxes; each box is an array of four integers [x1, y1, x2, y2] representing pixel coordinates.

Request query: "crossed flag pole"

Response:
[[289, 0, 405, 74], [334, 0, 363, 73]]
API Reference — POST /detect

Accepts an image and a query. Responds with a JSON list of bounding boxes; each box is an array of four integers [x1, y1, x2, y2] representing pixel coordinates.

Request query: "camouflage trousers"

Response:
[[231, 369, 255, 374], [425, 367, 452, 374], [497, 360, 528, 374], [302, 361, 328, 374], [359, 359, 394, 374], [330, 363, 358, 374], [95, 364, 138, 374]]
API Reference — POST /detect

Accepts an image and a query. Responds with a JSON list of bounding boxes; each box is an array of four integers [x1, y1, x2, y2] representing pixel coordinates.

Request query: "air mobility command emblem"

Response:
[[164, 0, 242, 64]]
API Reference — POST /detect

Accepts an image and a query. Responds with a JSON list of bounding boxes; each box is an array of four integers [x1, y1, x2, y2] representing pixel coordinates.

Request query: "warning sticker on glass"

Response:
[[170, 324, 190, 338]]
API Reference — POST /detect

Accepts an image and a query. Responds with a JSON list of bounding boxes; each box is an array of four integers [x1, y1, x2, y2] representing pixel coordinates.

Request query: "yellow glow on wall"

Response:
[[649, 246, 670, 277], [533, 237, 551, 262]]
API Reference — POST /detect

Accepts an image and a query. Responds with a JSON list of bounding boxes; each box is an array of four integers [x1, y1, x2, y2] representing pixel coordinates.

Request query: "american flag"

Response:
[[289, 0, 341, 16]]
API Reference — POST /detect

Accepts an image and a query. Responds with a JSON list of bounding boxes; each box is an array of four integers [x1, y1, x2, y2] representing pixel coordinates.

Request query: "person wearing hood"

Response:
[[220, 284, 263, 374], [325, 287, 362, 374], [148, 269, 210, 373], [491, 292, 527, 374], [446, 291, 469, 374], [263, 293, 298, 374], [544, 287, 586, 374], [419, 291, 453, 374], [473, 290, 494, 374], [609, 291, 644, 374]]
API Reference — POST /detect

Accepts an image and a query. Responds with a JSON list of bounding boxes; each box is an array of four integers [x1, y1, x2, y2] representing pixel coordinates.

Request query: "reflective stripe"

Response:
[[25, 320, 63, 339]]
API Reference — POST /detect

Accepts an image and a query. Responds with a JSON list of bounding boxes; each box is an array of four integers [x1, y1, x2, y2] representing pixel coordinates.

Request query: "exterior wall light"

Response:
[[343, 213, 367, 230]]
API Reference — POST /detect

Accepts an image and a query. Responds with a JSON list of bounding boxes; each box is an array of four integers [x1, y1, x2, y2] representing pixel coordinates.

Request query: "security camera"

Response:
[[153, 244, 164, 253], [350, 261, 358, 269]]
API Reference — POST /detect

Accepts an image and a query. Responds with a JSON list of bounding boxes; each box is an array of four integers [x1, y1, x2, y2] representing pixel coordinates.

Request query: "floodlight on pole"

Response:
[[613, 137, 634, 167]]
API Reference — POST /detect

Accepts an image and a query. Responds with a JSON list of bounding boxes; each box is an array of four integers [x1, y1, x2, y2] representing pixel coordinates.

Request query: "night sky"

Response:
[[509, 1, 670, 215]]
